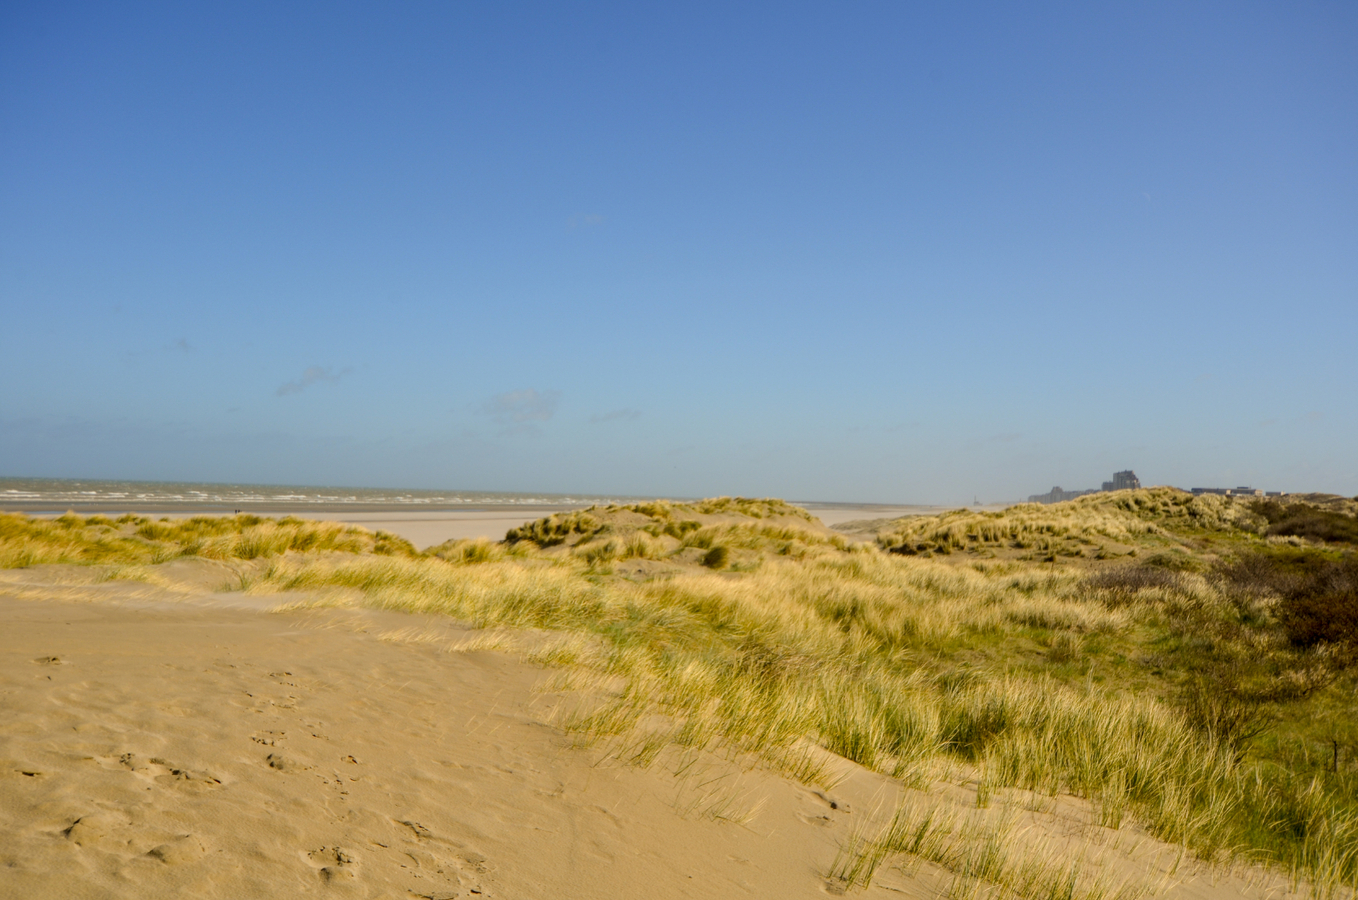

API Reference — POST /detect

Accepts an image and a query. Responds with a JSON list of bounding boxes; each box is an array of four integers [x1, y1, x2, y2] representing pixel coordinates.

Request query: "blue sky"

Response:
[[2, 2, 1355, 503]]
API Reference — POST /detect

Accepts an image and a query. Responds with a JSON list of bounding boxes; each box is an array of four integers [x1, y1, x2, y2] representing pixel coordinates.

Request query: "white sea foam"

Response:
[[0, 477, 653, 510]]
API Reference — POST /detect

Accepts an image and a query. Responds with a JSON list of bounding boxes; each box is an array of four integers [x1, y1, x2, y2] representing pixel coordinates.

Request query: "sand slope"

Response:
[[0, 588, 940, 899]]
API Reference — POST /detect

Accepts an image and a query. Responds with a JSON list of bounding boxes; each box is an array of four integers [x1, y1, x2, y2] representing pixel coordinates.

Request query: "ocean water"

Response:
[[0, 477, 652, 511]]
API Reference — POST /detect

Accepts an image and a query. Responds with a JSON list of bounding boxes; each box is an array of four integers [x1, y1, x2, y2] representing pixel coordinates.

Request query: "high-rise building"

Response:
[[1031, 470, 1141, 504], [1102, 470, 1141, 492]]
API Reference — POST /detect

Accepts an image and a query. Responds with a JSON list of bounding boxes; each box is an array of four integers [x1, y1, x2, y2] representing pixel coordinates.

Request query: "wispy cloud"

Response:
[[589, 408, 641, 424], [123, 337, 194, 363], [482, 388, 561, 424], [276, 366, 351, 397]]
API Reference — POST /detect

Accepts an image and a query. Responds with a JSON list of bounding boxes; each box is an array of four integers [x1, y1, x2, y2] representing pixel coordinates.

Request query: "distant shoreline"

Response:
[[0, 478, 992, 547], [0, 476, 980, 517]]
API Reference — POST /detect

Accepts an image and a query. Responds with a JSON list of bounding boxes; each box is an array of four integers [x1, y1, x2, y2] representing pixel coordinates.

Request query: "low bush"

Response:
[[1278, 589, 1358, 652], [1253, 500, 1358, 545], [1214, 546, 1340, 597], [1086, 565, 1183, 594], [1215, 548, 1358, 655], [1178, 663, 1274, 760]]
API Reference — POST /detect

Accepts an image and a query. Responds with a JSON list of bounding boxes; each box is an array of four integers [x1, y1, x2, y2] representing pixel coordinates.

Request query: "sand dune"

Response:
[[0, 563, 1299, 899]]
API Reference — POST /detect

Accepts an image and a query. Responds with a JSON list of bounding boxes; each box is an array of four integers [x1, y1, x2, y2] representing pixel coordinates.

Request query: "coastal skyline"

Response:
[[3, 2, 1355, 503]]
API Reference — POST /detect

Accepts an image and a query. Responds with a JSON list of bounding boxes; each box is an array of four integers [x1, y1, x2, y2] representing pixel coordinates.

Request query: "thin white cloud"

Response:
[[482, 388, 561, 423], [276, 366, 351, 397], [589, 408, 642, 424]]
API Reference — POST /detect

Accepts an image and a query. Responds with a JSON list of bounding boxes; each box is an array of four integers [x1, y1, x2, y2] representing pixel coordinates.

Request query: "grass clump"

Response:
[[701, 545, 729, 569], [832, 800, 1142, 899], [0, 511, 415, 568], [505, 510, 602, 546]]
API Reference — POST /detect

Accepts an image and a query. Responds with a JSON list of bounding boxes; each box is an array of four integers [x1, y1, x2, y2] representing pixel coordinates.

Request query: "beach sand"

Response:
[[0, 576, 933, 899], [3, 502, 967, 550]]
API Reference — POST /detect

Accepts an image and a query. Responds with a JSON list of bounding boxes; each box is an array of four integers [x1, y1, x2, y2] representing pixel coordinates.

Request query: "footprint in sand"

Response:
[[63, 813, 130, 850], [147, 834, 207, 865], [395, 847, 479, 897], [266, 752, 299, 771], [392, 820, 492, 894], [150, 757, 223, 788], [305, 845, 358, 882], [110, 753, 222, 789], [811, 789, 850, 813], [398, 819, 435, 840]]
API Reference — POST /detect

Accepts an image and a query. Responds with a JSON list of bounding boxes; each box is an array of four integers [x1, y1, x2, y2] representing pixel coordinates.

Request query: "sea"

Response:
[[0, 477, 655, 514]]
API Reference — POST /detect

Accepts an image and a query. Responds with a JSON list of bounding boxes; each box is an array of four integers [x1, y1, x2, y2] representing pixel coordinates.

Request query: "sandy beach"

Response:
[[0, 576, 930, 899], [1, 491, 966, 549]]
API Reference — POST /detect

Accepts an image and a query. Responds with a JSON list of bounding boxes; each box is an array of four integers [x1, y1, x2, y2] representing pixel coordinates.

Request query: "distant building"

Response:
[[1101, 470, 1141, 492], [1027, 486, 1097, 504], [1191, 486, 1268, 497], [1028, 470, 1140, 504]]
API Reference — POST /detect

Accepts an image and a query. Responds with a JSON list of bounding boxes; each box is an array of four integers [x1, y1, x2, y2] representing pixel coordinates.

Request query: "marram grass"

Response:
[[0, 510, 414, 568], [244, 547, 1355, 893]]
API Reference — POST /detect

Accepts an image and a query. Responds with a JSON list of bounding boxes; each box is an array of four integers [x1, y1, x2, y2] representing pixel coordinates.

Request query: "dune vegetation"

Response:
[[0, 511, 415, 568], [3, 490, 1357, 897]]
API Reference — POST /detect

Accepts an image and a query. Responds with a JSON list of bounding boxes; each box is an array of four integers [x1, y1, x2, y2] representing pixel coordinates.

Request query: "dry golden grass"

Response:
[[874, 488, 1264, 559], [0, 511, 414, 568], [240, 545, 1355, 893], [831, 797, 1151, 900]]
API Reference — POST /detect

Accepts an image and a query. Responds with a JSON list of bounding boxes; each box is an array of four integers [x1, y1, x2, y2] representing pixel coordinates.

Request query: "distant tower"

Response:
[[1110, 470, 1141, 491]]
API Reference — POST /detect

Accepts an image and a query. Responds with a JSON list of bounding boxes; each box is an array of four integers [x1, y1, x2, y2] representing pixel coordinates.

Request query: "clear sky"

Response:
[[2, 2, 1355, 503]]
